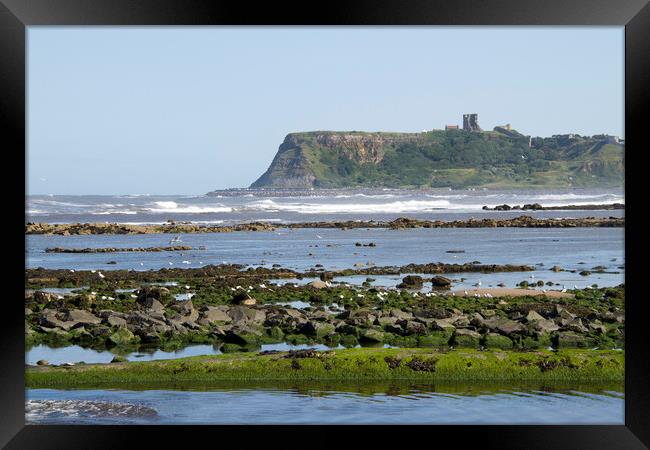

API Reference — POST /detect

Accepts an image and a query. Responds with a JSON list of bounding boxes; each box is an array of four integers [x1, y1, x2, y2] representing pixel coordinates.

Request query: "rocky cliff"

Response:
[[250, 129, 624, 189]]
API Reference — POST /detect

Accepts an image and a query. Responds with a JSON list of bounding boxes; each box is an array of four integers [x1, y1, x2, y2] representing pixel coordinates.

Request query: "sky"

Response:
[[27, 27, 624, 195]]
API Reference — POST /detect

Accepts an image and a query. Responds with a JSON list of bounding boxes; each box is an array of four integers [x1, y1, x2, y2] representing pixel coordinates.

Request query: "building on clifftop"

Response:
[[463, 113, 482, 132]]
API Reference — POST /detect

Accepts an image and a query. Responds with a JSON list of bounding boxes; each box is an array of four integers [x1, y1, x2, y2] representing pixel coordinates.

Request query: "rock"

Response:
[[431, 318, 457, 333], [228, 306, 265, 325], [558, 308, 576, 321], [226, 326, 263, 345], [483, 333, 513, 349], [33, 291, 56, 304], [589, 323, 608, 334], [335, 324, 360, 337], [551, 266, 563, 272], [430, 276, 452, 287], [564, 318, 588, 333], [107, 327, 136, 346], [137, 331, 161, 344], [136, 287, 170, 307], [110, 356, 127, 363], [377, 316, 398, 328], [397, 275, 423, 289], [90, 325, 111, 338], [301, 321, 335, 338], [107, 315, 128, 328], [389, 309, 414, 321], [557, 331, 596, 348], [359, 328, 384, 343], [64, 309, 101, 326], [308, 280, 329, 289], [39, 310, 77, 331], [405, 321, 427, 335], [200, 306, 232, 324], [453, 329, 481, 347], [532, 318, 560, 334], [144, 299, 165, 312], [481, 309, 496, 318], [481, 317, 526, 336], [36, 360, 49, 366], [525, 310, 546, 322]]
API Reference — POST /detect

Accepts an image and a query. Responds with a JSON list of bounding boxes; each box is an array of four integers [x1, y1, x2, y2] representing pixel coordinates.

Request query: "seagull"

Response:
[[185, 285, 190, 289], [69, 269, 75, 273], [464, 290, 469, 296], [168, 262, 173, 265], [97, 272, 105, 279], [316, 235, 323, 239], [140, 262, 144, 266]]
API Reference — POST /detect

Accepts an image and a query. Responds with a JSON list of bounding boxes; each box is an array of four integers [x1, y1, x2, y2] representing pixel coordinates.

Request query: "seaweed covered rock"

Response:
[[136, 287, 171, 308], [430, 276, 452, 288], [397, 275, 424, 289]]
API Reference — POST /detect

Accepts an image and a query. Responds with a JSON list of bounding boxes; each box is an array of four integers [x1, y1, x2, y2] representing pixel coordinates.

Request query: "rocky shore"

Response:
[[25, 269, 625, 354], [25, 215, 624, 235], [482, 203, 625, 211], [25, 222, 276, 235], [45, 246, 194, 253], [25, 262, 534, 288]]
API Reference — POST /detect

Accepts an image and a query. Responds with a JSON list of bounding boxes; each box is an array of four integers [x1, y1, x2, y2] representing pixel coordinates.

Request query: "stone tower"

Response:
[[463, 114, 481, 132]]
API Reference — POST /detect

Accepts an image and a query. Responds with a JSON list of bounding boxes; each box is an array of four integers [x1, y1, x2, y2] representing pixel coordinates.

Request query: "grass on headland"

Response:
[[26, 347, 624, 388]]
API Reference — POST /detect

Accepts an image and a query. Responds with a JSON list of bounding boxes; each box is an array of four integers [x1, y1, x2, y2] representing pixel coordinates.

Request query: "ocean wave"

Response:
[[242, 199, 451, 214], [91, 210, 139, 215], [533, 193, 622, 201], [146, 201, 233, 214]]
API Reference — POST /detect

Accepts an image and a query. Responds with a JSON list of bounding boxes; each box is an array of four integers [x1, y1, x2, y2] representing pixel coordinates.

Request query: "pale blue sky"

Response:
[[27, 27, 624, 195]]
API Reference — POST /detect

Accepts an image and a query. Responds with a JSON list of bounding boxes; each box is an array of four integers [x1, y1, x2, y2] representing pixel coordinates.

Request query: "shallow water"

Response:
[[26, 227, 624, 280], [26, 385, 624, 424]]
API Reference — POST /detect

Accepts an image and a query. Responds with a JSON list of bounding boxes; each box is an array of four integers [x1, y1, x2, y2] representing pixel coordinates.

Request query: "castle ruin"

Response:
[[463, 113, 481, 132]]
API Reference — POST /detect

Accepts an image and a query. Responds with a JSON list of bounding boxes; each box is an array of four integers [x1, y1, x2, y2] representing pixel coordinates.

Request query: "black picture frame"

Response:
[[2, 0, 648, 448]]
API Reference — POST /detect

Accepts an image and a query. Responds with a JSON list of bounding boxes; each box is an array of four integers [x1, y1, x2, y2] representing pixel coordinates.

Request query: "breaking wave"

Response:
[[242, 199, 451, 214], [146, 201, 233, 214]]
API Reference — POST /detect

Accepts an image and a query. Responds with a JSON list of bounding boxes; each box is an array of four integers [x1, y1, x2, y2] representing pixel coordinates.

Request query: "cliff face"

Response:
[[250, 132, 424, 188], [250, 130, 624, 189], [250, 135, 316, 189]]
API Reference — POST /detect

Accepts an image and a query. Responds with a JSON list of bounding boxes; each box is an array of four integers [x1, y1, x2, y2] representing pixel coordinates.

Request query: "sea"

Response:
[[25, 188, 625, 424]]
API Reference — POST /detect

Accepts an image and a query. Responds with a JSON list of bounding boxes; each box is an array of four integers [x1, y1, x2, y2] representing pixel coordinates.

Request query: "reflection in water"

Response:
[[26, 382, 624, 424]]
